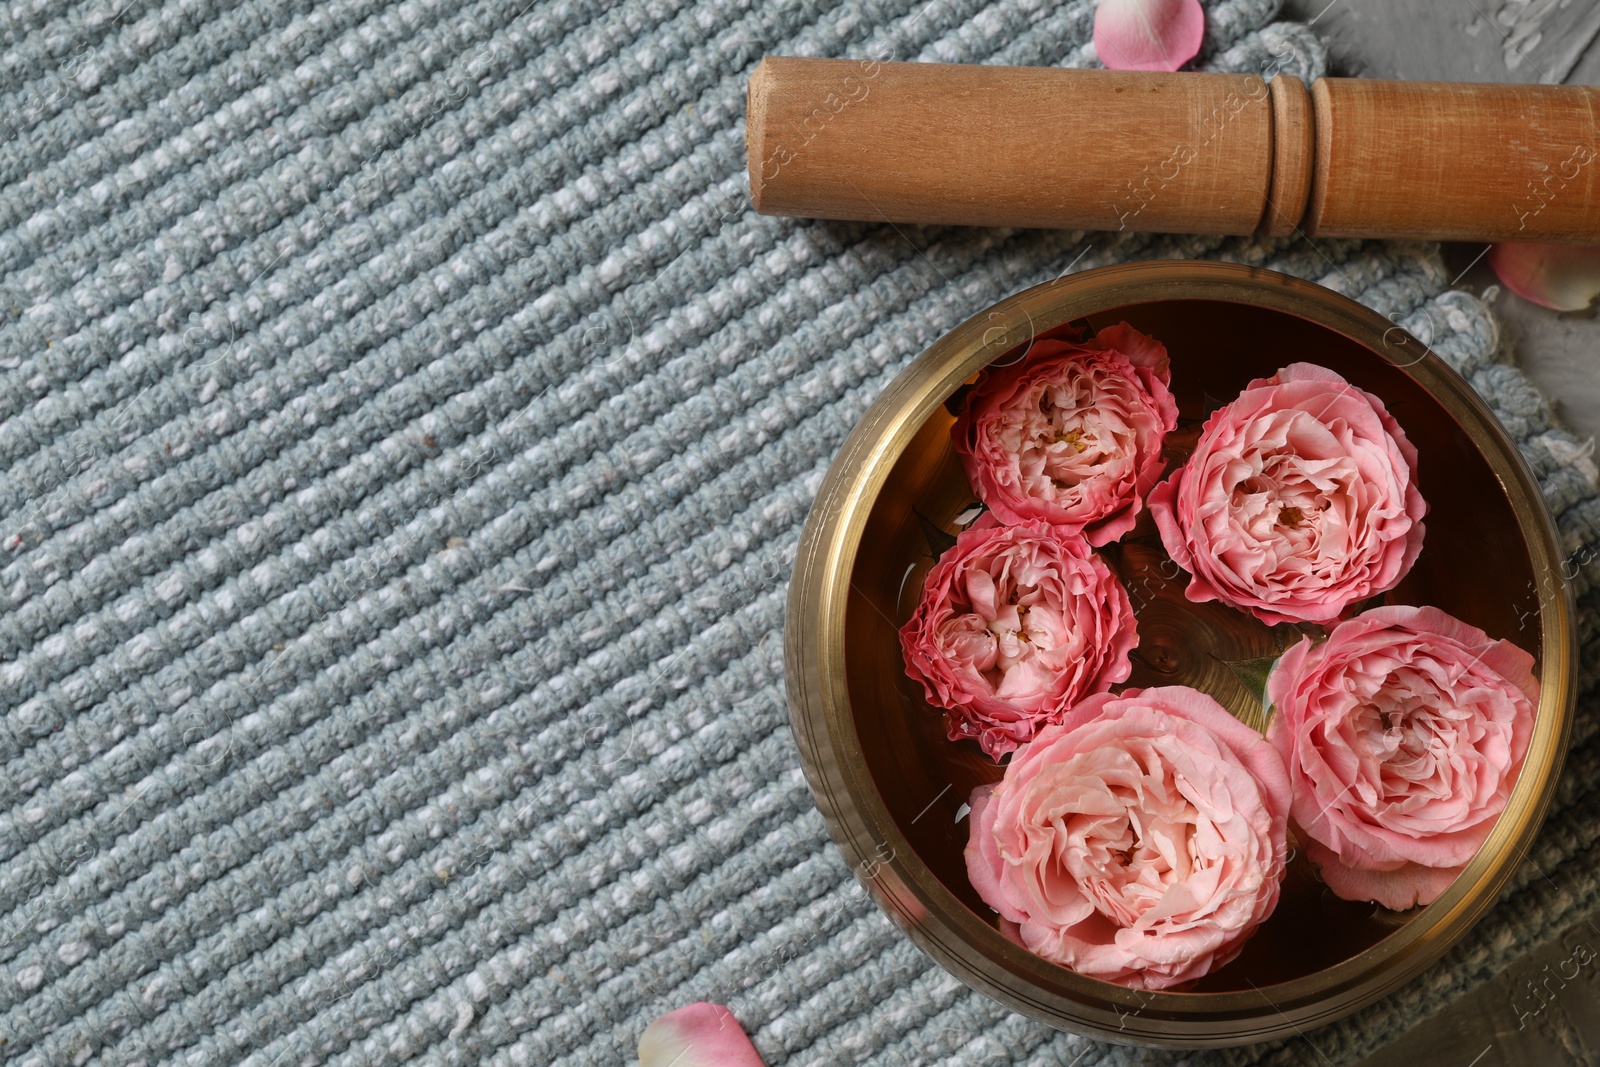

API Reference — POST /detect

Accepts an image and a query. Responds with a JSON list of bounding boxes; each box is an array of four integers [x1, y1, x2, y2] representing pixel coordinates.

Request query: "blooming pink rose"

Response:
[[953, 323, 1179, 546], [965, 686, 1290, 989], [1148, 363, 1426, 625], [900, 517, 1137, 759], [1266, 605, 1538, 910]]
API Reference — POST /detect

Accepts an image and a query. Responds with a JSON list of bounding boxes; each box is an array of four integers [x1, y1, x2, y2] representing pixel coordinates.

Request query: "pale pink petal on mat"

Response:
[[1490, 242, 1600, 311], [639, 1003, 767, 1067], [1093, 0, 1205, 71]]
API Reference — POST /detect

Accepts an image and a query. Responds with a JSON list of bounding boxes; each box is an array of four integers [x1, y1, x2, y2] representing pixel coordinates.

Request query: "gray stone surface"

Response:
[[1284, 0, 1600, 446]]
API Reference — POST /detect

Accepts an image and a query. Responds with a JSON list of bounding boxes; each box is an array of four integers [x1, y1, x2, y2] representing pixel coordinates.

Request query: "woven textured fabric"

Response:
[[3, 0, 1599, 1064]]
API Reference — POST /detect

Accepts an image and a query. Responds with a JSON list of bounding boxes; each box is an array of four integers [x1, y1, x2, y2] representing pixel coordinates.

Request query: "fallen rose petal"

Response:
[[639, 1003, 766, 1067], [1489, 242, 1600, 311], [1093, 0, 1205, 72]]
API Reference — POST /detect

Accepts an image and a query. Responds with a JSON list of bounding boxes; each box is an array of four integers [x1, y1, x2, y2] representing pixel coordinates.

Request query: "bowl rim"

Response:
[[783, 259, 1576, 1047]]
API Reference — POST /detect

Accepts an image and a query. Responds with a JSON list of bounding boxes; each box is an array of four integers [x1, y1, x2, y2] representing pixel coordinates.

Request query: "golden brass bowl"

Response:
[[784, 260, 1575, 1047]]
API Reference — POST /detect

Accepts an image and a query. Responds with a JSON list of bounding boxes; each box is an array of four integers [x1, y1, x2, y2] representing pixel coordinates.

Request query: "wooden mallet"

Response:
[[746, 56, 1600, 242]]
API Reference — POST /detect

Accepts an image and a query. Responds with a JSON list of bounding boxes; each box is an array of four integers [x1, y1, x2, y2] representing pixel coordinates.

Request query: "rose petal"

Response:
[[639, 1003, 766, 1067], [1489, 242, 1600, 311], [1304, 839, 1463, 912], [1092, 322, 1168, 371], [1093, 0, 1205, 72]]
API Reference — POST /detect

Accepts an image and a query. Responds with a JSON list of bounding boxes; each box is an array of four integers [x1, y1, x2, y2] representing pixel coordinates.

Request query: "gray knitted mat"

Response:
[[3, 0, 1600, 1064]]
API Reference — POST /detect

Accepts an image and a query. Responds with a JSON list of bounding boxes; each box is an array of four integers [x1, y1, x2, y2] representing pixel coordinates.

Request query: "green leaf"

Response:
[[915, 510, 959, 558], [1224, 654, 1279, 711]]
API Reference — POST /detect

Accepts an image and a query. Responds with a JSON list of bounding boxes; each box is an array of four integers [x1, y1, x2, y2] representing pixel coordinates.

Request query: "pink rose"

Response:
[[965, 686, 1290, 989], [953, 323, 1179, 546], [1266, 605, 1538, 910], [1148, 363, 1426, 625], [900, 517, 1137, 759]]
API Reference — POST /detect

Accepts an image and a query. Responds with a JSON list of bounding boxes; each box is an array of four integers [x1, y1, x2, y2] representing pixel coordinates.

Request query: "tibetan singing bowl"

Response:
[[784, 260, 1576, 1047]]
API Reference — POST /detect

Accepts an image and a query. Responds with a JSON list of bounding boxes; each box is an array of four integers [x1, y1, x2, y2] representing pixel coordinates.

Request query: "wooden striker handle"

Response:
[[747, 56, 1600, 243]]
